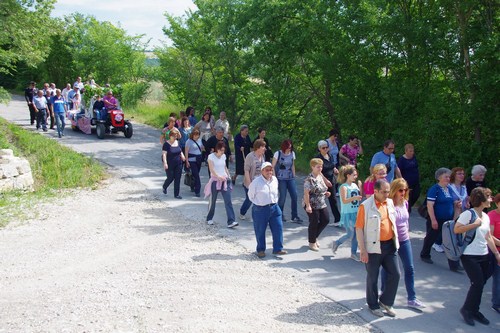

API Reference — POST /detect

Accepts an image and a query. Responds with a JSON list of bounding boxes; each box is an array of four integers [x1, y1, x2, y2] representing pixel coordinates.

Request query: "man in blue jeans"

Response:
[[248, 162, 287, 258]]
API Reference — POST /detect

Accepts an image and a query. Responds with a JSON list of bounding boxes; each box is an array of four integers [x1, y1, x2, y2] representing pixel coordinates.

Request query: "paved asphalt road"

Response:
[[1, 95, 498, 332]]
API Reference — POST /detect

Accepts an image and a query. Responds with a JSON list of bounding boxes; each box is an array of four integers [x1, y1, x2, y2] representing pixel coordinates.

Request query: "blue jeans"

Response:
[[493, 259, 500, 308], [381, 239, 416, 301], [55, 112, 65, 137], [206, 181, 235, 225], [240, 185, 252, 216], [335, 225, 358, 255], [278, 179, 298, 219], [252, 203, 283, 253], [366, 241, 400, 309]]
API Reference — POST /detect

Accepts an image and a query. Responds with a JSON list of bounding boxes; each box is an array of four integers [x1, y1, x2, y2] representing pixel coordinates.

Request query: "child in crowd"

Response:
[[331, 165, 362, 261]]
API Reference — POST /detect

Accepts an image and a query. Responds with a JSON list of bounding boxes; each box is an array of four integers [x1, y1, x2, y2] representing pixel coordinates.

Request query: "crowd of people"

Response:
[[24, 78, 118, 137], [159, 106, 498, 326]]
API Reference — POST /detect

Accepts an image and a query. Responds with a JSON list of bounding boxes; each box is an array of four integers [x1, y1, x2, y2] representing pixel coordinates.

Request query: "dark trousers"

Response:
[[461, 254, 491, 313], [408, 183, 420, 213], [188, 159, 202, 195], [420, 217, 459, 270], [366, 241, 400, 309], [306, 207, 329, 243], [327, 186, 340, 222], [163, 162, 183, 196], [28, 104, 36, 124], [36, 109, 47, 130]]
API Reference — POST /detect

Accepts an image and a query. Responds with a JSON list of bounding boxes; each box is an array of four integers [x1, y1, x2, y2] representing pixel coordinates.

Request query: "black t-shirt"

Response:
[[205, 136, 231, 158], [93, 100, 105, 110], [465, 177, 487, 195]]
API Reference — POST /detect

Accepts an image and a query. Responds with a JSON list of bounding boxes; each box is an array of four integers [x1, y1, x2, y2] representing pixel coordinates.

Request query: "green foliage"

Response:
[[127, 101, 182, 128], [120, 82, 151, 108], [159, 0, 499, 190]]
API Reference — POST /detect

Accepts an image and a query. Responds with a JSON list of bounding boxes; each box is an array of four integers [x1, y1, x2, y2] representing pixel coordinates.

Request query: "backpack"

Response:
[[442, 209, 477, 261]]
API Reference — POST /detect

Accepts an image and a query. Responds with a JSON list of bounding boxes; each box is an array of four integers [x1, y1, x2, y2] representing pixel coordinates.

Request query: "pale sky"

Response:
[[51, 0, 197, 49]]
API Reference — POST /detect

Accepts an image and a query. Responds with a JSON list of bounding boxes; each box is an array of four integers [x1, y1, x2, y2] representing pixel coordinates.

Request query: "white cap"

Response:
[[261, 162, 273, 170]]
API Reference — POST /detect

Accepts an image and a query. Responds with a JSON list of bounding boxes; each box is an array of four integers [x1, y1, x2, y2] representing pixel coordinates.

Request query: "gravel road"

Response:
[[0, 96, 375, 332], [1, 95, 498, 333]]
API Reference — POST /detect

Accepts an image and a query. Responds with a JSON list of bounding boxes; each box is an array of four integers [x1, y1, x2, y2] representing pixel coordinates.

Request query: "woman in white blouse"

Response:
[[455, 187, 500, 326]]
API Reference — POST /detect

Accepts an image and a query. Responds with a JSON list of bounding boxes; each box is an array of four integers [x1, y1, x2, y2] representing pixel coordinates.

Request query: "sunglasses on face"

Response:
[[320, 146, 329, 150], [398, 188, 408, 193]]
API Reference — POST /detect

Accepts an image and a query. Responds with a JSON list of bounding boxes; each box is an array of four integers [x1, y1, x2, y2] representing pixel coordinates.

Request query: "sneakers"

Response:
[[379, 301, 396, 317], [350, 253, 361, 262], [291, 217, 303, 223], [370, 308, 384, 317], [309, 243, 319, 252], [227, 221, 239, 228], [432, 243, 444, 253], [256, 251, 266, 258], [239, 214, 246, 220], [331, 221, 340, 227], [207, 220, 214, 225], [331, 241, 339, 254], [407, 299, 426, 309]]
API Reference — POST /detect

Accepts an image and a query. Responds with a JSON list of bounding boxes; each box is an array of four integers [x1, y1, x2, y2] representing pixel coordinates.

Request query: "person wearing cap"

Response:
[[232, 124, 252, 185], [248, 161, 286, 258], [239, 139, 267, 221], [24, 81, 37, 125], [420, 167, 461, 271]]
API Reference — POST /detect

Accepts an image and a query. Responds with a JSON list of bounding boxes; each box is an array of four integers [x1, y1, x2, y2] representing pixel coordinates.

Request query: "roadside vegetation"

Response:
[[0, 118, 106, 226]]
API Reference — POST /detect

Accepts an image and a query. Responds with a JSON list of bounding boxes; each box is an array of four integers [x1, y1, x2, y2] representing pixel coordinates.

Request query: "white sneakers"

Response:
[[432, 243, 444, 253], [239, 214, 246, 220], [227, 221, 239, 228], [207, 220, 214, 225]]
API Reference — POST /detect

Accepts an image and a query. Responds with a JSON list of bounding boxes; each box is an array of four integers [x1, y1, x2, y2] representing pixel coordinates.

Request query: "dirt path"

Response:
[[0, 172, 373, 332]]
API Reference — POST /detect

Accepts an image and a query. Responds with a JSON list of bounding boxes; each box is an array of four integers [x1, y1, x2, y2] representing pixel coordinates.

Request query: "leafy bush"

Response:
[[120, 82, 150, 108]]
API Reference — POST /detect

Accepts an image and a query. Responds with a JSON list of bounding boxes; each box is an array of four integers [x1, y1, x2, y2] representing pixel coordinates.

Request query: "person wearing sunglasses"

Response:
[[315, 140, 341, 226], [381, 178, 425, 309]]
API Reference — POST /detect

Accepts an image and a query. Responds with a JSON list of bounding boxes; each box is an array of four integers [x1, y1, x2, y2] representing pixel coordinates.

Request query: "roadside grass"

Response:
[[0, 118, 106, 227], [127, 101, 181, 129]]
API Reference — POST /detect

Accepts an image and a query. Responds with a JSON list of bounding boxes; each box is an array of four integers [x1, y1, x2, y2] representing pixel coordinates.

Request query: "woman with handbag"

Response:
[[455, 187, 499, 326], [185, 129, 203, 197]]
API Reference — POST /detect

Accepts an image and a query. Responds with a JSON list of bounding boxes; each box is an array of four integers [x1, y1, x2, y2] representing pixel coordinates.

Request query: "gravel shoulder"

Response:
[[0, 173, 374, 332]]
